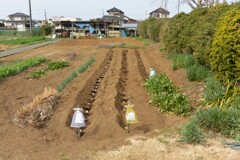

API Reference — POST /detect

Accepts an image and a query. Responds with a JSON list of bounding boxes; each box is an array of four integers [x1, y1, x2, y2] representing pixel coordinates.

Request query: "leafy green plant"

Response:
[[0, 57, 46, 80], [28, 70, 46, 79], [45, 60, 70, 71], [145, 74, 192, 116], [179, 120, 205, 144]]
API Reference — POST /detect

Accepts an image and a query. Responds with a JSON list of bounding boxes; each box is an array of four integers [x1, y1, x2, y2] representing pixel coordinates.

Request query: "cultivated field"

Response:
[[0, 38, 238, 159]]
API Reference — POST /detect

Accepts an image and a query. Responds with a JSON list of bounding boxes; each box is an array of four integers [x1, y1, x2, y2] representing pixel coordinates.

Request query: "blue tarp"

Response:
[[75, 24, 95, 34]]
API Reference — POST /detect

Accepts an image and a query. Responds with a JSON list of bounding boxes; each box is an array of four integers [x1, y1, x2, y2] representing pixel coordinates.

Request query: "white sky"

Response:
[[0, 0, 238, 20]]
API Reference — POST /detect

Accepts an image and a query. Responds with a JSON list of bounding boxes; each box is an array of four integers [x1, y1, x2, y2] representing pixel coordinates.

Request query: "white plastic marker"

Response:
[[70, 107, 86, 128], [149, 68, 156, 78], [125, 100, 138, 133]]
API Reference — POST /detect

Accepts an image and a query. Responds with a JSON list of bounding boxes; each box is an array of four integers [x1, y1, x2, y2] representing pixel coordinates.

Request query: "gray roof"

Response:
[[149, 7, 170, 15], [8, 12, 29, 17], [102, 15, 123, 23], [107, 7, 124, 14]]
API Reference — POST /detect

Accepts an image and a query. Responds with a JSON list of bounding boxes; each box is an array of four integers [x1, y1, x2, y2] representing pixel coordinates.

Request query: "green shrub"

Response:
[[40, 24, 54, 36], [187, 63, 211, 81], [179, 120, 205, 144], [145, 74, 192, 116], [138, 18, 169, 42], [210, 5, 240, 83], [194, 107, 240, 138], [45, 60, 70, 70]]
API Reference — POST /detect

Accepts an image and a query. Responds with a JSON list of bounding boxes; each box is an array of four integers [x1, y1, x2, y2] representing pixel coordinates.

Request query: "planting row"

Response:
[[0, 57, 46, 80], [57, 57, 95, 92], [66, 50, 114, 135], [115, 50, 129, 129], [134, 50, 149, 81]]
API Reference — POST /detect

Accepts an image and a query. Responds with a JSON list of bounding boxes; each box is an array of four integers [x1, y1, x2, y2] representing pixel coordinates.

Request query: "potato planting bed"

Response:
[[0, 38, 198, 160]]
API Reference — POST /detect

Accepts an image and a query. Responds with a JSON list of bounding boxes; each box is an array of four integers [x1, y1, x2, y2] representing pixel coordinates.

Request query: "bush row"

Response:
[[164, 3, 240, 83], [138, 18, 170, 42]]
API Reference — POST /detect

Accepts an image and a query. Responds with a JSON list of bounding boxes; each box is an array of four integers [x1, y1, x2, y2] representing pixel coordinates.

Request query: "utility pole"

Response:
[[44, 9, 47, 22], [28, 0, 32, 36], [178, 0, 180, 13]]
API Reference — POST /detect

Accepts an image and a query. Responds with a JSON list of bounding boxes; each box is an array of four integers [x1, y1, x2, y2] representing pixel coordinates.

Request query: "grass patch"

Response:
[[0, 57, 46, 80], [203, 77, 226, 102], [194, 107, 240, 138], [169, 53, 195, 70], [187, 63, 212, 81], [134, 37, 154, 46], [179, 120, 205, 144], [57, 57, 95, 92], [169, 53, 212, 81], [144, 74, 192, 116], [0, 36, 50, 45]]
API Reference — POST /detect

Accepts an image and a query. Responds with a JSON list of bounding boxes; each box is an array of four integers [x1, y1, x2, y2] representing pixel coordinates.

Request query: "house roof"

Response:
[[149, 7, 170, 15], [107, 7, 124, 14], [8, 12, 29, 17], [102, 15, 123, 23]]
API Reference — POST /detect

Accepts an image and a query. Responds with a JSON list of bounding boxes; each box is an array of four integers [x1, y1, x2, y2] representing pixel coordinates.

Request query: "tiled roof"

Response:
[[149, 7, 170, 15], [107, 7, 124, 14], [8, 12, 29, 17]]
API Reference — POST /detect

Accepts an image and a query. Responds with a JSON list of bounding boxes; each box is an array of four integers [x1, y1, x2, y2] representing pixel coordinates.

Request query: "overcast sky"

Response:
[[0, 0, 238, 20]]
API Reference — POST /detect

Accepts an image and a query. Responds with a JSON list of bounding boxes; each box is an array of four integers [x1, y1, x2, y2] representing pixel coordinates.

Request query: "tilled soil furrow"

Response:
[[125, 50, 165, 133], [135, 49, 149, 81], [84, 49, 125, 140], [66, 50, 114, 133], [115, 50, 128, 129]]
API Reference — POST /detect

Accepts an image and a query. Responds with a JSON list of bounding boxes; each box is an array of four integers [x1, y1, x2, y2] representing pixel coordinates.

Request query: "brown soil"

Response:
[[0, 38, 236, 160]]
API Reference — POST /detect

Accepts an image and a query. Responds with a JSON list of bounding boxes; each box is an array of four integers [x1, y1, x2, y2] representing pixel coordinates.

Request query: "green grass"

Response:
[[134, 37, 154, 46], [0, 57, 46, 80], [187, 63, 212, 81], [144, 74, 192, 116], [203, 77, 226, 102], [0, 36, 50, 45], [57, 57, 95, 92], [179, 120, 205, 144], [194, 107, 240, 138], [169, 53, 195, 70], [169, 53, 212, 81]]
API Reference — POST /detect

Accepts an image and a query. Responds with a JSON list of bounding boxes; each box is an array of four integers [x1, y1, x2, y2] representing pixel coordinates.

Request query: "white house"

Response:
[[149, 7, 170, 18], [4, 12, 30, 28]]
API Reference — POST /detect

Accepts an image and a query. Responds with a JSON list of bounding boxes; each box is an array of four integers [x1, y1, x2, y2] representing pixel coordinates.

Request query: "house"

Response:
[[102, 7, 125, 25], [149, 7, 170, 18], [4, 12, 30, 28]]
